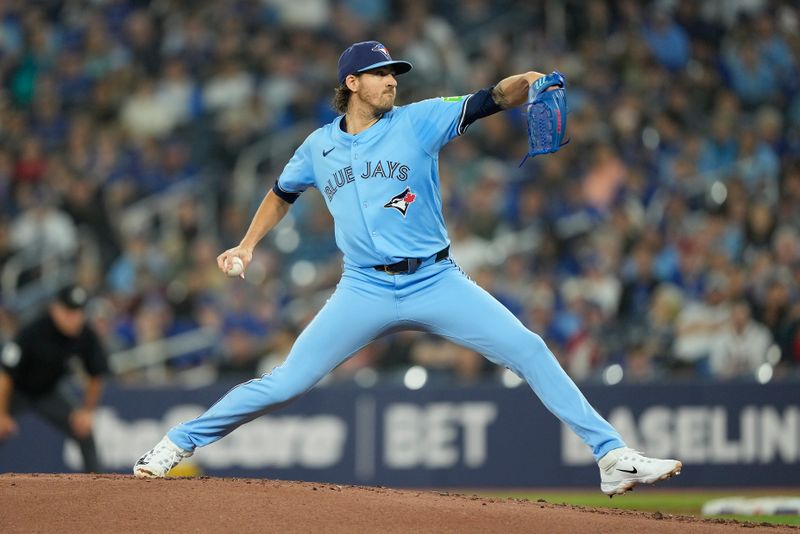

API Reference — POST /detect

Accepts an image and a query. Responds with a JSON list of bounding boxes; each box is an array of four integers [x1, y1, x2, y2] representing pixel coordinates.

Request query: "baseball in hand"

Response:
[[226, 256, 245, 278]]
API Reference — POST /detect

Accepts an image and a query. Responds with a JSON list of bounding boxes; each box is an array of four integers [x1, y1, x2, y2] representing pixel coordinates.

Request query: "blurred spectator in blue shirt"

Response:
[[641, 9, 690, 72], [723, 40, 778, 107]]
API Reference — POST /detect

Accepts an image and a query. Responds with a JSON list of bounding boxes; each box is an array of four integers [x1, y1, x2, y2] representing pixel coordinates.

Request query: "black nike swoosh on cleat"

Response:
[[617, 467, 638, 474], [323, 147, 335, 157]]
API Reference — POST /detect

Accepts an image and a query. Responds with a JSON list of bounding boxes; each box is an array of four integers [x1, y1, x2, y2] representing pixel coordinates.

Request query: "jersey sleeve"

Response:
[[405, 95, 473, 155], [274, 137, 316, 202], [79, 328, 110, 377]]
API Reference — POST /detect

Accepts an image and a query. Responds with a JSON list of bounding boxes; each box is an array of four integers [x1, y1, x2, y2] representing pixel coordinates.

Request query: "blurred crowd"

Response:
[[1, 0, 799, 387]]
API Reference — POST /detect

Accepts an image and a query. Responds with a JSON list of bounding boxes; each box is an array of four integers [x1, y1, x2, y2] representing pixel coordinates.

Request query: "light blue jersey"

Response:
[[165, 92, 626, 467], [277, 97, 471, 267]]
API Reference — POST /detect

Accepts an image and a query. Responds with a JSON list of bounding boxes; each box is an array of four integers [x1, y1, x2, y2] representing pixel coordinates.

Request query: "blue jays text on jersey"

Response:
[[323, 160, 411, 201]]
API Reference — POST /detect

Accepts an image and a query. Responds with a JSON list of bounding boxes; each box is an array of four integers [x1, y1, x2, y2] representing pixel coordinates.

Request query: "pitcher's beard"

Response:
[[373, 93, 395, 115]]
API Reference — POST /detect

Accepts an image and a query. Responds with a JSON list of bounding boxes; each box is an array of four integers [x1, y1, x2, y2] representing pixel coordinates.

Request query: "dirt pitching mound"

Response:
[[1, 474, 795, 533]]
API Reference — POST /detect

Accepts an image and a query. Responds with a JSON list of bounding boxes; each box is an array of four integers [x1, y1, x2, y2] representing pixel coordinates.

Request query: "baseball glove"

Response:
[[519, 71, 569, 166]]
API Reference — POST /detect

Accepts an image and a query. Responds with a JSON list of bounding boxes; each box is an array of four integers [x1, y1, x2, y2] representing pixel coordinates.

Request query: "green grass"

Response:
[[477, 490, 800, 526], [712, 515, 800, 526]]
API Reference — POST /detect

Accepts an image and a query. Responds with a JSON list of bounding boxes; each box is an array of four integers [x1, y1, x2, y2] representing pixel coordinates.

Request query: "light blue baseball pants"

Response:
[[168, 258, 625, 461]]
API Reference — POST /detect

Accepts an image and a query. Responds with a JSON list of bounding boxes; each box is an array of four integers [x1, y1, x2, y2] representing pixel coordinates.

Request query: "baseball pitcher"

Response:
[[134, 41, 681, 495]]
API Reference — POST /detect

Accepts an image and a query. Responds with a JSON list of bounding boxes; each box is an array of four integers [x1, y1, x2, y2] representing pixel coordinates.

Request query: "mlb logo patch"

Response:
[[384, 187, 416, 217]]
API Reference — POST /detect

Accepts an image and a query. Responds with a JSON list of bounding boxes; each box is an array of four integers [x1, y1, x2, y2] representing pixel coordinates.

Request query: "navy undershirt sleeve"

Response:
[[460, 86, 503, 133], [272, 181, 301, 204]]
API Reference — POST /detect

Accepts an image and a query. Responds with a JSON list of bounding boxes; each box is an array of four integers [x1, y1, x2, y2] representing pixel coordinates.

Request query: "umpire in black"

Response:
[[0, 285, 109, 472]]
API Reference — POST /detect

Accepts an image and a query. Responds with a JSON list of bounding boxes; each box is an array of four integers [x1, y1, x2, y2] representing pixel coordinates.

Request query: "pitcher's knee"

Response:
[[528, 333, 550, 353], [511, 332, 553, 365], [506, 331, 548, 354], [494, 331, 550, 369], [254, 367, 316, 404]]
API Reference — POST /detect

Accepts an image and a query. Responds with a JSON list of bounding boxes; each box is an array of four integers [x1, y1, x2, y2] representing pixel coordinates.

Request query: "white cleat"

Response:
[[599, 447, 682, 497], [133, 436, 193, 479]]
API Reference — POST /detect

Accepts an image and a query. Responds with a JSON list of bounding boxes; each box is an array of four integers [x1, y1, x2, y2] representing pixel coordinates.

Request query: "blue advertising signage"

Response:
[[1, 382, 798, 488]]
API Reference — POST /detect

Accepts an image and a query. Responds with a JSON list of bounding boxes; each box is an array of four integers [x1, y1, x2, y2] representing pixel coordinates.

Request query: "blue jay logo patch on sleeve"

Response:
[[383, 187, 416, 217]]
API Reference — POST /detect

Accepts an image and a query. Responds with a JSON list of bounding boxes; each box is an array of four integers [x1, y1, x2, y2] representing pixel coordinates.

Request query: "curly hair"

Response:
[[332, 84, 351, 115]]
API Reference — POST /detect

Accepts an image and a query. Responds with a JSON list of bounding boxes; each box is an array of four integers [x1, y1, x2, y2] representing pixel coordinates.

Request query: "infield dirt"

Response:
[[0, 474, 796, 533]]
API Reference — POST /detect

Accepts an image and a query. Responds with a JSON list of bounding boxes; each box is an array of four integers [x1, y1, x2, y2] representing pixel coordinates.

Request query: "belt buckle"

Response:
[[382, 258, 421, 275], [383, 263, 403, 275]]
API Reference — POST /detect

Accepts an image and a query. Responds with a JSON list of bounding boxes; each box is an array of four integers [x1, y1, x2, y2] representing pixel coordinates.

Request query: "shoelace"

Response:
[[143, 445, 182, 469], [622, 449, 656, 465]]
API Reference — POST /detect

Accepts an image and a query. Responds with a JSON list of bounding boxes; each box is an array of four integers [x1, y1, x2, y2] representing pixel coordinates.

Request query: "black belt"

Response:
[[374, 246, 450, 275]]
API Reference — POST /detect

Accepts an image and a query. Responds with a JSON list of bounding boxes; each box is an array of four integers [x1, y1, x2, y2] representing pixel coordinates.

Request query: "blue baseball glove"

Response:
[[519, 71, 569, 166]]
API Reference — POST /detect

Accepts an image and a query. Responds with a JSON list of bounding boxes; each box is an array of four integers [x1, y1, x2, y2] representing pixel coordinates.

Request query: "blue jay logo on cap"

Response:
[[371, 43, 391, 60]]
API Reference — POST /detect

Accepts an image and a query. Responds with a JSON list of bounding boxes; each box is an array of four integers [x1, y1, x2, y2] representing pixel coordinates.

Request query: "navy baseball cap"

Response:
[[337, 41, 412, 85]]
